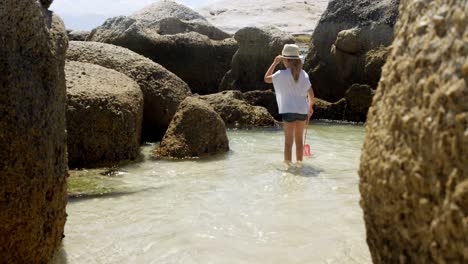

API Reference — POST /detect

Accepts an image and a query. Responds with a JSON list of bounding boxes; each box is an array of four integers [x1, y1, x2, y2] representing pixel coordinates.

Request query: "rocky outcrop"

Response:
[[242, 90, 280, 120], [359, 0, 467, 263], [0, 0, 68, 262], [304, 0, 400, 101], [130, 0, 230, 40], [344, 84, 375, 122], [66, 61, 143, 168], [87, 1, 236, 95], [66, 41, 191, 141], [154, 97, 229, 159], [200, 91, 277, 127], [220, 26, 295, 92], [198, 0, 329, 35], [67, 30, 90, 41], [313, 98, 347, 120]]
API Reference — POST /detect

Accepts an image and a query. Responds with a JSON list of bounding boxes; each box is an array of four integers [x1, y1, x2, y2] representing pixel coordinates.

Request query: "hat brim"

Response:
[[281, 55, 301, 59]]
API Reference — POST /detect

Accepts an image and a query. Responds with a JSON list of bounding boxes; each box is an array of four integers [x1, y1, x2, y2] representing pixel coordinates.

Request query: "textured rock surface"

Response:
[[242, 90, 280, 120], [304, 0, 400, 101], [220, 27, 295, 92], [87, 1, 236, 95], [67, 41, 191, 141], [67, 30, 90, 41], [312, 98, 347, 121], [200, 91, 277, 127], [344, 84, 375, 122], [154, 97, 229, 159], [198, 0, 329, 35], [131, 0, 230, 40], [0, 0, 68, 262], [66, 61, 143, 168], [359, 0, 467, 263]]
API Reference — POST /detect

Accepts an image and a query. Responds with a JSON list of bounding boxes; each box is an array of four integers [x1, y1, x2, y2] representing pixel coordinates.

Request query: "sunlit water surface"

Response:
[[53, 122, 371, 264]]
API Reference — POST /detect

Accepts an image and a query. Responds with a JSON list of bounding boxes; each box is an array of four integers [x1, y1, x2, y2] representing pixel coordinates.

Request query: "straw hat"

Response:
[[281, 44, 301, 59]]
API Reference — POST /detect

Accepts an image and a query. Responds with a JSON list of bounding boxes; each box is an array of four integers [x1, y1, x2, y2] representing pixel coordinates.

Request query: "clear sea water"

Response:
[[52, 122, 371, 264]]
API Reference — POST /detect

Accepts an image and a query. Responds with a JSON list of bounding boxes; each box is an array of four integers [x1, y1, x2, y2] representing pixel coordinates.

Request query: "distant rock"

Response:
[[242, 90, 280, 120], [130, 0, 230, 40], [200, 90, 277, 127], [360, 0, 467, 262], [0, 0, 67, 262], [304, 0, 400, 101], [220, 26, 294, 92], [313, 98, 347, 120], [67, 30, 90, 41], [65, 61, 143, 168], [154, 97, 229, 159], [198, 0, 330, 35], [87, 1, 236, 94], [344, 84, 375, 122], [66, 41, 191, 141]]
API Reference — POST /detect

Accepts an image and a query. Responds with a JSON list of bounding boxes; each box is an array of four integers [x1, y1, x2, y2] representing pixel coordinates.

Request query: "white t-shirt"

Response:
[[272, 69, 311, 114]]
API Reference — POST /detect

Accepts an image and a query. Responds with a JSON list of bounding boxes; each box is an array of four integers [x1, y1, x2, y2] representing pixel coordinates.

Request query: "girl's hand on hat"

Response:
[[273, 55, 283, 65]]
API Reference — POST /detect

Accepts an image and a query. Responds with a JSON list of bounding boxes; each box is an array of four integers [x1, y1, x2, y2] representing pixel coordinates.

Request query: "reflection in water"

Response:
[[52, 122, 371, 264]]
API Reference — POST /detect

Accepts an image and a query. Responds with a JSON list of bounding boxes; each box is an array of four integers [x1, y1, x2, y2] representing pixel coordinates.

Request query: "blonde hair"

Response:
[[285, 59, 303, 82]]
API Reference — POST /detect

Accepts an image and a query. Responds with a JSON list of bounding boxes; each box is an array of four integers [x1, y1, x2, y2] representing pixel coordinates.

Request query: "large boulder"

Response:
[[0, 0, 68, 262], [66, 41, 191, 141], [304, 0, 400, 101], [200, 91, 277, 127], [220, 26, 295, 92], [198, 0, 329, 35], [359, 0, 467, 263], [154, 97, 229, 159], [130, 0, 230, 40], [87, 1, 237, 95], [66, 61, 143, 168]]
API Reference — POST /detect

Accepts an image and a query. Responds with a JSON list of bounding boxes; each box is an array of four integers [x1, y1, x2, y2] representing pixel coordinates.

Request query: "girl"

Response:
[[264, 44, 315, 166]]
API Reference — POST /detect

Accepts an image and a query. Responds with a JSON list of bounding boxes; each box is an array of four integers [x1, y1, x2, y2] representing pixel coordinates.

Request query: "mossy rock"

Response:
[[68, 169, 130, 199]]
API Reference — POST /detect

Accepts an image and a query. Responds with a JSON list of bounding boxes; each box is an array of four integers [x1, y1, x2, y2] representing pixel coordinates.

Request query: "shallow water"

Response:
[[53, 122, 371, 264]]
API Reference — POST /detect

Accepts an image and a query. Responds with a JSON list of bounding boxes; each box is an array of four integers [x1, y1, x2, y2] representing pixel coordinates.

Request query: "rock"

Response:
[[198, 0, 330, 35], [67, 30, 90, 41], [304, 0, 400, 101], [200, 91, 277, 127], [154, 97, 229, 159], [65, 61, 143, 168], [87, 1, 236, 95], [66, 41, 191, 141], [364, 46, 390, 87], [220, 26, 295, 92], [0, 1, 68, 262], [242, 90, 280, 120], [40, 0, 53, 8], [136, 32, 237, 95], [359, 0, 467, 262], [312, 98, 347, 120], [344, 84, 375, 122], [130, 1, 230, 40], [335, 28, 361, 54]]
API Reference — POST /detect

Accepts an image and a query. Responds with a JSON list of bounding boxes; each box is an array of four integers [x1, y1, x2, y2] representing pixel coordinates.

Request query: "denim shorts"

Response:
[[282, 113, 308, 122]]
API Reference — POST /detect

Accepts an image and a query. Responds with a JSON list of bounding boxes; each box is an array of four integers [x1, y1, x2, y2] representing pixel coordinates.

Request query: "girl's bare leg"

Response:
[[283, 122, 295, 163], [294, 120, 306, 162]]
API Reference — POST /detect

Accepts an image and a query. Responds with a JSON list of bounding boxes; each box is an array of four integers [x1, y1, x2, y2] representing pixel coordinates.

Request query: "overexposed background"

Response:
[[51, 0, 218, 30]]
